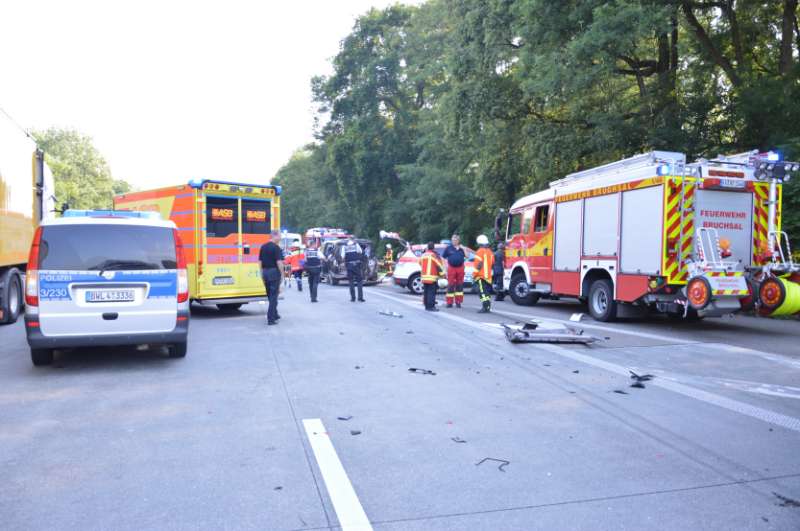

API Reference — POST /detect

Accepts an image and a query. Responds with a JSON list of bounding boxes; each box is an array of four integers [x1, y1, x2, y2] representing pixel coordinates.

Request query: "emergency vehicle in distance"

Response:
[[498, 150, 800, 321], [114, 180, 281, 312], [0, 111, 55, 324]]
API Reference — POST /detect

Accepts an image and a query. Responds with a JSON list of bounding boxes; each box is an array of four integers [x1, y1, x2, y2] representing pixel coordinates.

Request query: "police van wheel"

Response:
[[30, 348, 54, 367], [1, 268, 23, 324], [217, 303, 243, 313], [168, 342, 187, 358], [588, 279, 617, 322]]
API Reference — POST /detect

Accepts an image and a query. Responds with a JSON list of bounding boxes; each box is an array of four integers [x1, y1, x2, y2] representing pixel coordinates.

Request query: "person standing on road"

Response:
[[304, 241, 324, 303], [384, 244, 394, 275], [344, 238, 366, 302], [259, 230, 285, 325], [419, 242, 445, 311], [493, 242, 506, 302], [442, 234, 466, 308], [286, 244, 304, 292], [472, 234, 494, 313]]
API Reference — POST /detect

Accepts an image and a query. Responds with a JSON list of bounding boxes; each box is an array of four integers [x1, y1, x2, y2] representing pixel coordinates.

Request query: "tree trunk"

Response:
[[779, 0, 798, 75], [680, 1, 741, 86]]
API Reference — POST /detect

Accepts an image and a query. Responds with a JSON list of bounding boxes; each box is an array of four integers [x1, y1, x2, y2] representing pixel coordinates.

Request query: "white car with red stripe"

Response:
[[392, 243, 477, 295]]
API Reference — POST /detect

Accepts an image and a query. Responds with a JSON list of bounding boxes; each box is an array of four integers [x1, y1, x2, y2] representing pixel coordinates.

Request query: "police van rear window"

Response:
[[39, 225, 177, 271]]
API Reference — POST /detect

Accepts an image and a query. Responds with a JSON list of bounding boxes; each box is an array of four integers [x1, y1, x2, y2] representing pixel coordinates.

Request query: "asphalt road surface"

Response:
[[1, 281, 799, 530]]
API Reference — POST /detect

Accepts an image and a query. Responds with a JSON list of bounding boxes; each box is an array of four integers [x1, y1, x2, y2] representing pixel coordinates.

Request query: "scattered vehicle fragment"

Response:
[[629, 370, 654, 383], [501, 322, 606, 345], [451, 437, 467, 443], [496, 150, 800, 321], [408, 367, 436, 375], [378, 310, 403, 318], [475, 457, 510, 472], [337, 415, 353, 421]]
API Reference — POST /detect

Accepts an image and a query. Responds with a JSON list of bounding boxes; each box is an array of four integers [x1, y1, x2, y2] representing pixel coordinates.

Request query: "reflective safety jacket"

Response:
[[384, 249, 394, 262], [419, 251, 445, 284], [472, 247, 494, 281], [287, 252, 305, 272], [304, 248, 322, 269]]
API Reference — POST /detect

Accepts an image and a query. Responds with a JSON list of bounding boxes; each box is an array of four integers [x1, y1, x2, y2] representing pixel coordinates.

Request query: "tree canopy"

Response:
[[32, 128, 130, 211], [273, 0, 800, 243]]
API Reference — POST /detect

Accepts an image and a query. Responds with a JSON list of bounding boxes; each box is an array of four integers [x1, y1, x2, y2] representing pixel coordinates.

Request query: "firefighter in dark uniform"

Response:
[[304, 242, 324, 303], [493, 242, 506, 301], [344, 238, 366, 302]]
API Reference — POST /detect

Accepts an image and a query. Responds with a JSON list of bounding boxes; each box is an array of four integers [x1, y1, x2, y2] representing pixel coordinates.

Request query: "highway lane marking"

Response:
[[302, 418, 373, 531], [370, 289, 800, 433]]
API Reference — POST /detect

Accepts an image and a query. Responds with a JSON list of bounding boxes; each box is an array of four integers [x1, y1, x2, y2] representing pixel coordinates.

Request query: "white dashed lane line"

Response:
[[302, 418, 373, 531]]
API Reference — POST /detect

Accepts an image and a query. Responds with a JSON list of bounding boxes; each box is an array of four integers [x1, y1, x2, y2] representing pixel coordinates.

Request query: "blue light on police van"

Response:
[[188, 178, 205, 188], [63, 209, 161, 219], [766, 151, 781, 162], [656, 163, 671, 176]]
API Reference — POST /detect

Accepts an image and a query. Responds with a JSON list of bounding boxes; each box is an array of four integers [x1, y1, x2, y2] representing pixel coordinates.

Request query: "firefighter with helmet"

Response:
[[384, 243, 394, 275], [472, 234, 494, 313]]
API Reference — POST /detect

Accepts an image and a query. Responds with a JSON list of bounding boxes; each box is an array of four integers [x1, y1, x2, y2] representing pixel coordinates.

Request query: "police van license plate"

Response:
[[85, 289, 135, 303]]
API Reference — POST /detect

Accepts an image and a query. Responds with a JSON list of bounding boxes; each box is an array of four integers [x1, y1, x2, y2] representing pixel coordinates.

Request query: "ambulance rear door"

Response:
[[200, 194, 242, 297], [239, 197, 271, 295]]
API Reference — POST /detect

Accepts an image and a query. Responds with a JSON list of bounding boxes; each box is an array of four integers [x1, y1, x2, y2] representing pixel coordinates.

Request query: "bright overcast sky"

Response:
[[0, 0, 415, 190]]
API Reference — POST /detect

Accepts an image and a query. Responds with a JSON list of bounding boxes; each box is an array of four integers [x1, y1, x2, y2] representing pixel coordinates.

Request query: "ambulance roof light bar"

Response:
[[550, 151, 686, 188]]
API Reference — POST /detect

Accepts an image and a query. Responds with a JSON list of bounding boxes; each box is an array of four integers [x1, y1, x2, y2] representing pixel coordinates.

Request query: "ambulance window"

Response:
[[242, 200, 270, 234], [534, 205, 550, 232], [522, 210, 533, 234], [206, 197, 238, 238], [507, 213, 523, 237]]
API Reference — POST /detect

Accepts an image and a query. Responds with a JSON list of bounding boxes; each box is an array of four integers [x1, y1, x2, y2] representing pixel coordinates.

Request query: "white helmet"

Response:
[[476, 234, 489, 246], [386, 243, 392, 249]]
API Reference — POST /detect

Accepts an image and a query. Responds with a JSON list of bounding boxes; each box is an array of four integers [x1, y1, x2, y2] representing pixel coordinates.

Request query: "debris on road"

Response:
[[350, 430, 362, 436], [274, 486, 283, 491], [476, 457, 510, 472], [572, 370, 580, 374], [379, 310, 403, 318], [355, 365, 363, 370], [630, 381, 646, 389], [502, 322, 607, 345], [613, 390, 629, 395], [405, 330, 414, 334], [408, 367, 436, 375], [451, 437, 467, 443], [569, 313, 585, 322], [337, 415, 353, 421], [629, 370, 654, 383], [773, 492, 800, 507]]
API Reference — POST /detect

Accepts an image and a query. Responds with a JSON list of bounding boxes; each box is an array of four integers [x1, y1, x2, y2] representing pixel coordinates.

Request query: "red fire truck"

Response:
[[498, 150, 799, 321]]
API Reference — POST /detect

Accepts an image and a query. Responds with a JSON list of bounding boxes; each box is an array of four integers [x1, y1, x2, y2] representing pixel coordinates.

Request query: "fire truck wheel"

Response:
[[509, 274, 538, 306], [588, 279, 617, 322], [217, 303, 243, 313], [0, 268, 23, 324], [686, 276, 712, 310]]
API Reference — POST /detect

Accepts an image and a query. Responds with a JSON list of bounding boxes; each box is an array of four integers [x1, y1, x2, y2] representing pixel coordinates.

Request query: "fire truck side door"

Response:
[[529, 203, 554, 286]]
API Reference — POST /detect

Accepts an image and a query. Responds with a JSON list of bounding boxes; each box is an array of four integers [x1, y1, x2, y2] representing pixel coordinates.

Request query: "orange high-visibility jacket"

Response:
[[472, 247, 494, 281], [419, 251, 445, 284], [287, 252, 305, 272]]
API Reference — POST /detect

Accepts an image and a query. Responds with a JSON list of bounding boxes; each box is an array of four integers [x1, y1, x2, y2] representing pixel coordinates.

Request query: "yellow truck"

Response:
[[114, 180, 281, 312], [0, 112, 55, 324]]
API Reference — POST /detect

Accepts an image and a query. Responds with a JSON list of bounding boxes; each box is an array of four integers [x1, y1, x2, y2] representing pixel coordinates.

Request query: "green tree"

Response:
[[32, 128, 128, 211]]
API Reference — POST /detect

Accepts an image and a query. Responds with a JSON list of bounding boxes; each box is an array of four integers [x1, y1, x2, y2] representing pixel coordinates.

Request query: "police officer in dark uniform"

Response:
[[259, 229, 285, 325], [344, 238, 365, 302], [493, 242, 506, 301], [304, 242, 324, 303]]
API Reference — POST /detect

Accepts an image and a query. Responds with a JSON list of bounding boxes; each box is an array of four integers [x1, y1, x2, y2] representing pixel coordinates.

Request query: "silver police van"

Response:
[[24, 210, 190, 366]]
